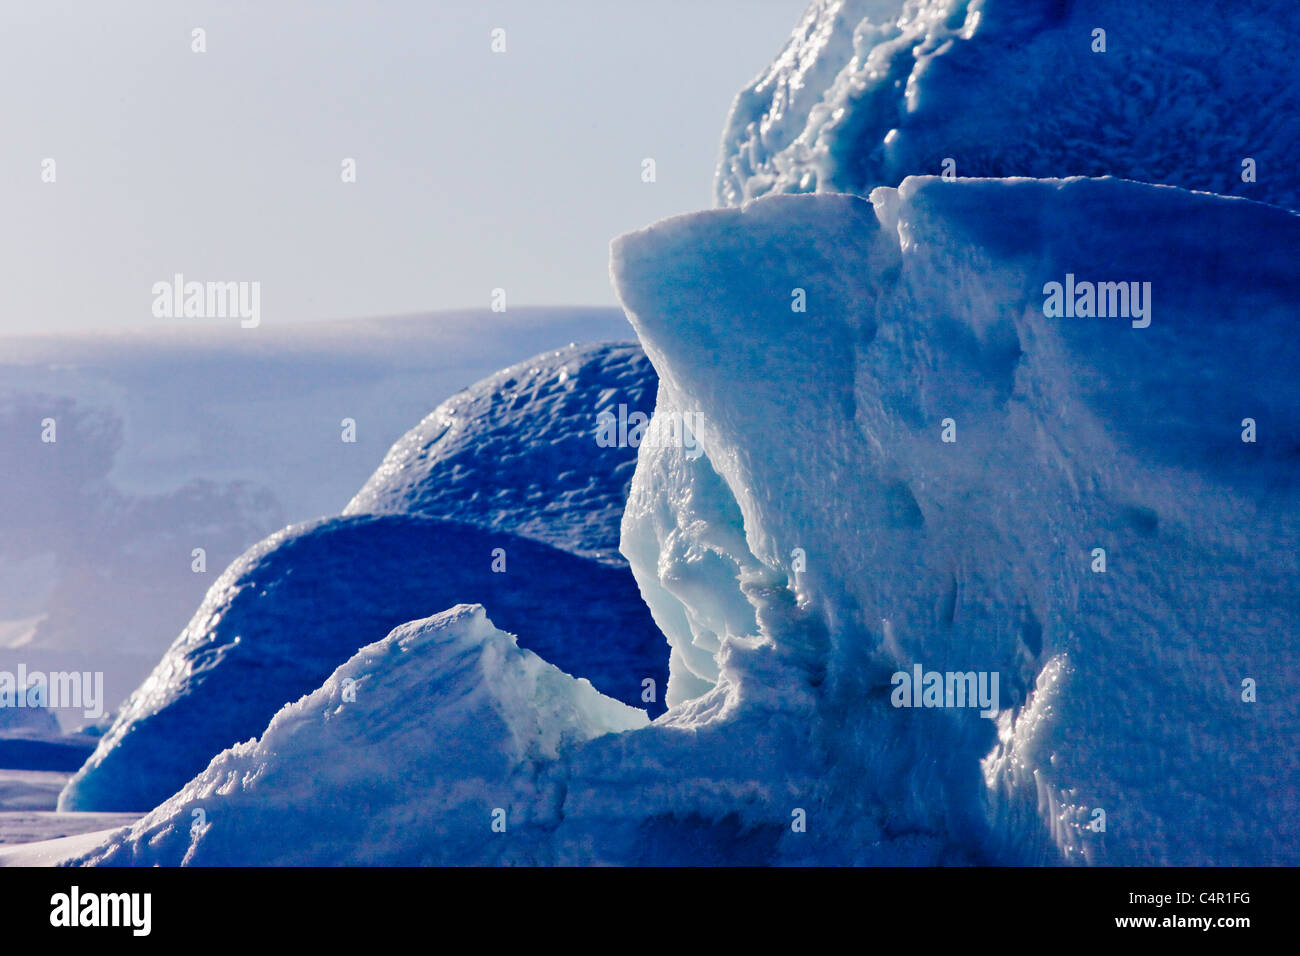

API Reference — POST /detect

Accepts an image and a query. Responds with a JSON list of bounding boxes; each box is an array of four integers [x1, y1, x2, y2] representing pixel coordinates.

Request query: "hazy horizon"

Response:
[[1, 0, 807, 335]]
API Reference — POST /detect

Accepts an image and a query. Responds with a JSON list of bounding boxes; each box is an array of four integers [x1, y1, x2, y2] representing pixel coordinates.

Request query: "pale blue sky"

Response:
[[1, 0, 806, 334]]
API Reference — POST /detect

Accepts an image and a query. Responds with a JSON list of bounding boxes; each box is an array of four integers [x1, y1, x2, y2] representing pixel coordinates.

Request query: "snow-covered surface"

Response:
[[70, 606, 647, 866], [0, 824, 137, 865], [0, 307, 636, 723], [346, 342, 656, 565], [0, 768, 138, 858], [0, 812, 140, 848], [716, 0, 1300, 211], [65, 600, 838, 866], [60, 514, 667, 813]]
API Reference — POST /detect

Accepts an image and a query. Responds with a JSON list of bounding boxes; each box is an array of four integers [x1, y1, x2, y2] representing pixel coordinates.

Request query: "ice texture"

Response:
[[716, 0, 1300, 211], [345, 342, 657, 565], [613, 179, 1300, 865]]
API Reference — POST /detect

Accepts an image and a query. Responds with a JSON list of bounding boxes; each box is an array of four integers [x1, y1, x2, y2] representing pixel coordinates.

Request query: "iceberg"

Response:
[[717, 0, 1300, 211], [612, 177, 1300, 865]]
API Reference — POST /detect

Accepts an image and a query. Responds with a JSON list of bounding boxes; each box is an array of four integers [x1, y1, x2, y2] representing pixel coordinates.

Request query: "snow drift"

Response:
[[346, 342, 657, 565], [59, 515, 667, 813], [72, 605, 648, 866], [717, 0, 1300, 211]]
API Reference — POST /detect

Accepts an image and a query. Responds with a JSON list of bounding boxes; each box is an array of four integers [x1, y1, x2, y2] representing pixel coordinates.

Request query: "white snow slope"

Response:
[[716, 0, 1300, 211], [72, 177, 1297, 866]]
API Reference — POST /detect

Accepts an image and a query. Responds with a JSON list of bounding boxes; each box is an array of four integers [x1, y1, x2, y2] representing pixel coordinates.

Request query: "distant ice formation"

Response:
[[0, 308, 636, 719]]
